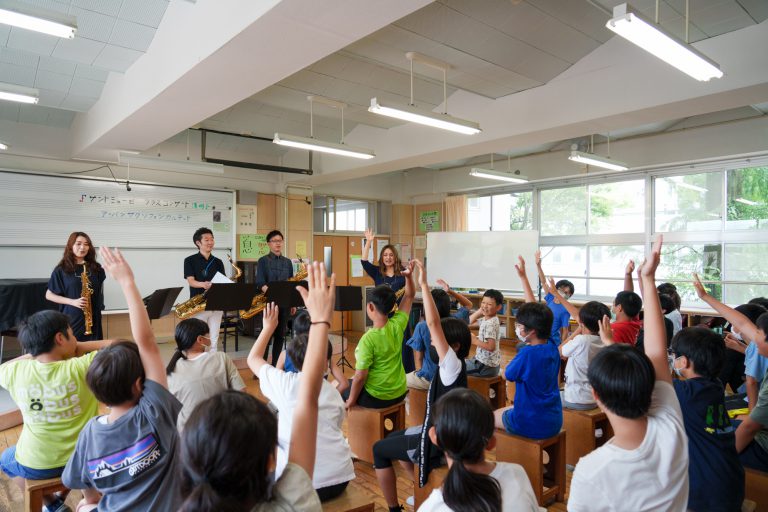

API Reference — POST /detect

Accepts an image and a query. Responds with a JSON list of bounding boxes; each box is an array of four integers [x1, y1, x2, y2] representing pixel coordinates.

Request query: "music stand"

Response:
[[266, 280, 308, 309], [335, 286, 362, 371], [205, 283, 256, 312], [143, 287, 183, 321]]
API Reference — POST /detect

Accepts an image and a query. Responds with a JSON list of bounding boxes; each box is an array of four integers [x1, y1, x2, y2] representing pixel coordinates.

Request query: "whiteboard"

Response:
[[426, 231, 539, 291], [0, 170, 235, 310]]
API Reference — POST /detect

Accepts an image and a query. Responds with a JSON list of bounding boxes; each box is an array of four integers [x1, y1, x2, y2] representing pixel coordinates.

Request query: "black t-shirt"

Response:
[[183, 253, 225, 297], [48, 265, 106, 341], [673, 377, 744, 512]]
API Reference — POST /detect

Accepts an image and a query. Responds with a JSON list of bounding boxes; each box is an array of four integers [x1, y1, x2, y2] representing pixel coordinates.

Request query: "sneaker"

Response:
[[406, 495, 415, 506], [488, 388, 496, 399], [44, 498, 72, 512]]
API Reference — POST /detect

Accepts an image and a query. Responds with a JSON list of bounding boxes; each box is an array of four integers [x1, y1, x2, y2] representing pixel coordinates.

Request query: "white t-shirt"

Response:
[[167, 351, 245, 431], [258, 365, 355, 489], [418, 461, 544, 512], [561, 334, 604, 405], [568, 381, 689, 512], [439, 347, 462, 386], [475, 316, 501, 367], [666, 310, 683, 336]]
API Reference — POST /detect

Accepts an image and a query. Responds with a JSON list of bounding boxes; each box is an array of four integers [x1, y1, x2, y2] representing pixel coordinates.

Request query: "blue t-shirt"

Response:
[[745, 342, 768, 382], [673, 377, 743, 512], [283, 354, 298, 373], [407, 309, 472, 382], [503, 341, 562, 439], [545, 293, 570, 346]]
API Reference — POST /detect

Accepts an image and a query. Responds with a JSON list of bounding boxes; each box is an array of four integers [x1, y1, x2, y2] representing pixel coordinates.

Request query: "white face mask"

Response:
[[732, 330, 743, 341], [515, 324, 528, 342], [671, 355, 685, 378]]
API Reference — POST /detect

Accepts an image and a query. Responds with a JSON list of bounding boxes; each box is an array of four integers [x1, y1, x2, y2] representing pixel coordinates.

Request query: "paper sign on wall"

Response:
[[239, 234, 269, 260], [376, 239, 389, 259], [414, 235, 427, 250], [419, 210, 440, 232], [237, 205, 257, 234], [295, 240, 307, 259], [399, 243, 412, 261], [350, 255, 364, 278]]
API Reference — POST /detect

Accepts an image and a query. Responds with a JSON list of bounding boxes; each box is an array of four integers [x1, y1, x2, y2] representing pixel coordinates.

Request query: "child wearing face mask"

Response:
[[493, 257, 562, 440], [535, 250, 573, 346], [166, 318, 245, 431]]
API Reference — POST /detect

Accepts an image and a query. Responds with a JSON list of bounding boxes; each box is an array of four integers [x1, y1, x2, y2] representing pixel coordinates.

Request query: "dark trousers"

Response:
[[263, 308, 289, 362], [341, 381, 407, 409], [316, 481, 349, 502]]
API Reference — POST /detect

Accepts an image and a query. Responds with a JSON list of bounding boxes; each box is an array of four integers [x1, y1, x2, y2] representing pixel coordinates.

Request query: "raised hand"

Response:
[[401, 259, 414, 277], [99, 247, 134, 284], [364, 228, 375, 241], [436, 278, 450, 292], [262, 302, 279, 332], [296, 262, 336, 324], [414, 260, 428, 289], [535, 249, 542, 267], [515, 255, 526, 277], [692, 273, 707, 299], [640, 235, 663, 278], [598, 314, 614, 345], [626, 260, 635, 275]]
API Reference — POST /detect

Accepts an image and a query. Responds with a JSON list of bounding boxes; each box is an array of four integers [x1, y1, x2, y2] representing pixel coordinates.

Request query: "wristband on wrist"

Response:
[[311, 321, 331, 328]]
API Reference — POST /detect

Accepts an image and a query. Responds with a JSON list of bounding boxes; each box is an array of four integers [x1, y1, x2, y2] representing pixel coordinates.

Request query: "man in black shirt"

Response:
[[183, 227, 226, 352], [255, 230, 294, 363]]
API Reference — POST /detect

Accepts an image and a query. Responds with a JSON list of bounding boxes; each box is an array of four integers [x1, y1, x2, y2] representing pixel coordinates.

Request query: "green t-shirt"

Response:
[[0, 351, 99, 469], [354, 310, 408, 400]]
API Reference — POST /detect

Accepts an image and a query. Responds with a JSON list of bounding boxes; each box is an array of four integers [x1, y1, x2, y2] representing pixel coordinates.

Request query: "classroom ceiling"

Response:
[[0, 0, 765, 187]]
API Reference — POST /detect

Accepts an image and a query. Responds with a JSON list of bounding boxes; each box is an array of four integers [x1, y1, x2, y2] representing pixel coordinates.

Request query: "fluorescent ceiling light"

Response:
[[369, 98, 481, 135], [0, 2, 76, 38], [568, 150, 628, 171], [274, 133, 374, 160], [606, 3, 723, 82], [671, 178, 707, 193], [469, 168, 528, 184], [118, 152, 224, 174], [735, 197, 759, 206], [0, 141, 8, 150], [0, 82, 38, 104]]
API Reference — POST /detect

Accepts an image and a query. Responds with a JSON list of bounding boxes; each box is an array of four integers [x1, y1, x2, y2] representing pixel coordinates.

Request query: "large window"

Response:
[[466, 162, 768, 306], [314, 196, 380, 233]]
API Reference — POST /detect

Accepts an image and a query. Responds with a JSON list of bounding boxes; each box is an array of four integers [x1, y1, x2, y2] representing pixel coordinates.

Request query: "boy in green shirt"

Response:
[[0, 311, 112, 512]]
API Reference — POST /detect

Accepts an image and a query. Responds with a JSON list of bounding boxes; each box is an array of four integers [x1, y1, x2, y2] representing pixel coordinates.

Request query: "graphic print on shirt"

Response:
[[705, 403, 736, 435], [17, 381, 82, 423], [87, 433, 163, 483]]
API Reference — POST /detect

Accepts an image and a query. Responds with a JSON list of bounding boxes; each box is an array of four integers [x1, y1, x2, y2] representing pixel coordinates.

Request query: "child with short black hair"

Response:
[[495, 257, 562, 440], [535, 249, 574, 345], [670, 326, 744, 512], [248, 303, 354, 502], [611, 290, 643, 345], [658, 282, 684, 334], [62, 248, 183, 512], [568, 236, 689, 511], [344, 265, 416, 409], [179, 261, 334, 511], [0, 311, 113, 512], [166, 317, 245, 431], [466, 288, 503, 377], [420, 388, 543, 512], [406, 288, 453, 390]]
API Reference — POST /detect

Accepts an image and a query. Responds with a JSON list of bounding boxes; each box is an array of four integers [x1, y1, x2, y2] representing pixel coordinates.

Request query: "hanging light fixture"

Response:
[[606, 2, 723, 82], [470, 152, 528, 183], [568, 135, 629, 172], [274, 95, 375, 160], [369, 52, 481, 135], [0, 2, 76, 39]]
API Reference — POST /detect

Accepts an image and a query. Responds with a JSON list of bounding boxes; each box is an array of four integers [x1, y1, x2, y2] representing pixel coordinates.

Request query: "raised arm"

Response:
[[693, 273, 760, 342], [245, 303, 279, 376], [623, 260, 635, 292], [361, 228, 375, 262], [289, 262, 335, 476], [99, 247, 166, 387], [416, 261, 450, 361], [548, 276, 580, 319], [535, 250, 551, 295], [437, 279, 473, 309], [640, 236, 670, 384], [636, 262, 645, 297], [515, 256, 536, 303], [398, 261, 416, 317]]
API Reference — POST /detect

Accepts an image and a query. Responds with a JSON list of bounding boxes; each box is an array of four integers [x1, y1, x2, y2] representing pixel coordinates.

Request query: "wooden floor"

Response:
[[0, 335, 572, 511]]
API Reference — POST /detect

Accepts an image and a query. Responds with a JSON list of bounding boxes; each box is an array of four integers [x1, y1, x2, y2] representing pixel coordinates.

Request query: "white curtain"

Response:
[[444, 195, 468, 232]]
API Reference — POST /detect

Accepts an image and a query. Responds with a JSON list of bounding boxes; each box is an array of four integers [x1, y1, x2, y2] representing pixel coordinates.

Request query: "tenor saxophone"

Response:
[[81, 263, 93, 335], [174, 254, 242, 319], [239, 260, 308, 320]]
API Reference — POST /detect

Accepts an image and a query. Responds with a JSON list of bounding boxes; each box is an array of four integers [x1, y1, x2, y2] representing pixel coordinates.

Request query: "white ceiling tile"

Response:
[[0, 25, 9, 46], [35, 69, 72, 92], [18, 105, 51, 124], [59, 94, 98, 111], [36, 88, 67, 107], [73, 0, 123, 16], [0, 62, 36, 86], [46, 107, 76, 127], [0, 47, 39, 67], [70, 75, 103, 97], [110, 19, 156, 52], [92, 44, 141, 72], [118, 0, 170, 28], [38, 55, 76, 75], [69, 6, 117, 42], [51, 37, 106, 65], [0, 102, 20, 121], [7, 28, 58, 56], [74, 63, 108, 81]]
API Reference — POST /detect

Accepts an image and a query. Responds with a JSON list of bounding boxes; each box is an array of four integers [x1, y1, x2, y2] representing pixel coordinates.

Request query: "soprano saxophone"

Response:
[[239, 259, 307, 320], [81, 263, 93, 336], [174, 254, 242, 319]]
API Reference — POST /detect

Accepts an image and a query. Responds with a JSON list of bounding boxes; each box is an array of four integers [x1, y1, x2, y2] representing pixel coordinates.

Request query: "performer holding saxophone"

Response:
[[255, 230, 294, 364], [183, 227, 227, 352], [46, 232, 106, 341]]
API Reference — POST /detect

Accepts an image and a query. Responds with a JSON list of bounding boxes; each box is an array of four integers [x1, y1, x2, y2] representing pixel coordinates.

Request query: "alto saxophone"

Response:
[[81, 263, 93, 336], [174, 254, 242, 319], [240, 259, 308, 320]]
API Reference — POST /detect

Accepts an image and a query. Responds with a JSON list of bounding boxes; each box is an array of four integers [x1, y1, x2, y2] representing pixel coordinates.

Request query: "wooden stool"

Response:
[[348, 402, 406, 464], [413, 464, 448, 509], [562, 407, 613, 466], [745, 468, 768, 512], [408, 387, 428, 425], [468, 375, 506, 409], [494, 429, 566, 506], [25, 477, 67, 512], [322, 484, 376, 512]]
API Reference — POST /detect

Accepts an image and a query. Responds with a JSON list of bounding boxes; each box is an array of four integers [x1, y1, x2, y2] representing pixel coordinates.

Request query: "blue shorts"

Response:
[[501, 407, 518, 434], [0, 446, 65, 480]]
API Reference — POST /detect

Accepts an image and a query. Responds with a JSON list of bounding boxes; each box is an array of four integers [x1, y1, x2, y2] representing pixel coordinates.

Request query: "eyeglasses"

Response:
[[268, 239, 284, 244]]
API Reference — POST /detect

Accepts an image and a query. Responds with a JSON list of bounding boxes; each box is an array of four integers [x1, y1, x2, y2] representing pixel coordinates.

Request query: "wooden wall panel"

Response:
[[257, 193, 276, 231]]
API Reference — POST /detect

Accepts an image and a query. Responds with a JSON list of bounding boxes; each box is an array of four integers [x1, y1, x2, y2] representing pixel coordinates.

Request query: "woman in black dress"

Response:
[[46, 232, 106, 340]]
